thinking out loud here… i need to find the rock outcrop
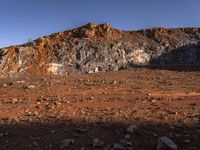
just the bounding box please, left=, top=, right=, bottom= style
left=0, top=23, right=200, bottom=78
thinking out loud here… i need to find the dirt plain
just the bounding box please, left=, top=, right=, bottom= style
left=0, top=67, right=200, bottom=150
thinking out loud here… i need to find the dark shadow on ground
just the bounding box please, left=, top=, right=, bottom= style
left=148, top=44, right=200, bottom=72
left=0, top=119, right=199, bottom=150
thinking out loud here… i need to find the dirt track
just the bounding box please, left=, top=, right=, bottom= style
left=0, top=68, right=200, bottom=150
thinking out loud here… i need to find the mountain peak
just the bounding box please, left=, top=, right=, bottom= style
left=73, top=22, right=113, bottom=39
left=81, top=22, right=111, bottom=29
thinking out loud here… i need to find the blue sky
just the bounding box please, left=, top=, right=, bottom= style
left=0, top=0, right=200, bottom=48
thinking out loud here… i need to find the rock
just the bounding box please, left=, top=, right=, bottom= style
left=75, top=127, right=87, bottom=133
left=58, top=139, right=74, bottom=149
left=120, top=139, right=132, bottom=146
left=113, top=143, right=125, bottom=150
left=124, top=134, right=130, bottom=140
left=184, top=139, right=191, bottom=143
left=104, top=143, right=125, bottom=150
left=92, top=138, right=104, bottom=147
left=132, top=49, right=150, bottom=65
left=32, top=141, right=38, bottom=147
left=112, top=80, right=118, bottom=84
left=152, top=99, right=156, bottom=103
left=157, top=136, right=177, bottom=150
left=126, top=124, right=138, bottom=133
left=102, top=22, right=111, bottom=31
left=1, top=23, right=200, bottom=78
left=12, top=98, right=18, bottom=104
left=27, top=85, right=35, bottom=89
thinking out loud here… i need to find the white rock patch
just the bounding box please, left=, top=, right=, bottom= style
left=47, top=63, right=63, bottom=75
left=132, top=49, right=150, bottom=65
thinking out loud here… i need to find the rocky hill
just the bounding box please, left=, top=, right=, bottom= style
left=0, top=23, right=200, bottom=78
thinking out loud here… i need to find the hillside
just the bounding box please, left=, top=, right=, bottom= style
left=1, top=24, right=200, bottom=150
left=0, top=23, right=200, bottom=77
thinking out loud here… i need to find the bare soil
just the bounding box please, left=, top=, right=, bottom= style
left=0, top=68, right=200, bottom=150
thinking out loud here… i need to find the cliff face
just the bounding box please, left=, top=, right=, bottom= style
left=0, top=23, right=200, bottom=78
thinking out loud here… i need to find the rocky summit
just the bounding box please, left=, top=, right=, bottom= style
left=0, top=23, right=200, bottom=78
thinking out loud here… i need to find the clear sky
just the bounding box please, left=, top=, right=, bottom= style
left=0, top=0, right=200, bottom=48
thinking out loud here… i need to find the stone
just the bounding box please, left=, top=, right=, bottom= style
left=126, top=124, right=138, bottom=133
left=104, top=143, right=125, bottom=150
left=27, top=85, right=35, bottom=89
left=12, top=98, right=18, bottom=104
left=184, top=139, right=191, bottom=143
left=76, top=127, right=87, bottom=133
left=152, top=99, right=156, bottom=103
left=92, top=138, right=104, bottom=147
left=124, top=134, right=130, bottom=140
left=58, top=139, right=74, bottom=149
left=112, top=80, right=118, bottom=84
left=113, top=143, right=125, bottom=150
left=120, top=139, right=132, bottom=146
left=157, top=136, right=177, bottom=150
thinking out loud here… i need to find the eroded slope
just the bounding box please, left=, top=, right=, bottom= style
left=0, top=23, right=200, bottom=77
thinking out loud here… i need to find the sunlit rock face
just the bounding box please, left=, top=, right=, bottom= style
left=0, top=23, right=200, bottom=78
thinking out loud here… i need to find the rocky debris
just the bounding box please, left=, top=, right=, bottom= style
left=124, top=134, right=130, bottom=140
left=75, top=127, right=88, bottom=133
left=0, top=23, right=200, bottom=77
left=92, top=138, right=104, bottom=147
left=1, top=68, right=200, bottom=150
left=105, top=143, right=126, bottom=150
left=120, top=139, right=133, bottom=147
left=157, top=136, right=177, bottom=150
left=126, top=124, right=138, bottom=133
left=58, top=139, right=74, bottom=149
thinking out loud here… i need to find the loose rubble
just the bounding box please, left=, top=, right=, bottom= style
left=157, top=136, right=177, bottom=150
left=58, top=139, right=74, bottom=149
left=92, top=138, right=104, bottom=147
left=126, top=124, right=138, bottom=133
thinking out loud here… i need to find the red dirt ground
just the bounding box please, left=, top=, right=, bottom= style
left=0, top=68, right=200, bottom=150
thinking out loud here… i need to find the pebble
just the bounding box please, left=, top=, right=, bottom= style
left=104, top=143, right=125, bottom=150
left=120, top=139, right=132, bottom=146
left=126, top=124, right=138, bottom=133
left=28, top=85, right=35, bottom=89
left=184, top=139, right=191, bottom=143
left=124, top=134, right=130, bottom=140
left=152, top=99, right=156, bottom=103
left=92, top=138, right=104, bottom=147
left=76, top=127, right=87, bottom=133
left=157, top=136, right=177, bottom=150
left=112, top=80, right=118, bottom=84
left=113, top=143, right=125, bottom=150
left=58, top=138, right=74, bottom=149
left=12, top=98, right=18, bottom=104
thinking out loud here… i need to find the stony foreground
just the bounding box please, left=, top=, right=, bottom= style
left=0, top=68, right=200, bottom=150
